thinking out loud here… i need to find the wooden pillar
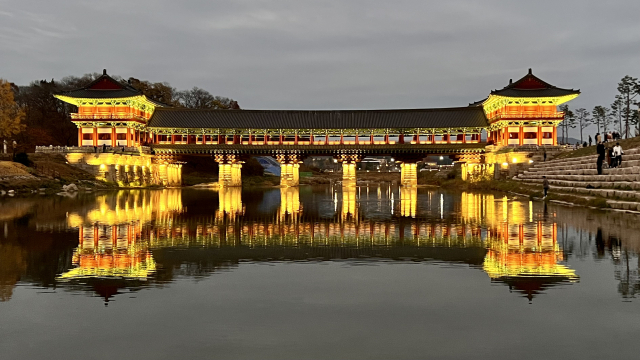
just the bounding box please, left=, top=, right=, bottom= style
left=462, top=131, right=466, bottom=144
left=93, top=127, right=98, bottom=147
left=385, top=133, right=389, bottom=145
left=446, top=132, right=451, bottom=144
left=78, top=128, right=82, bottom=147
left=399, top=134, right=404, bottom=144
left=553, top=126, right=557, bottom=146
left=519, top=126, right=524, bottom=146
left=370, top=132, right=374, bottom=144
left=111, top=128, right=116, bottom=147
left=537, top=126, right=542, bottom=146
left=294, top=133, right=298, bottom=145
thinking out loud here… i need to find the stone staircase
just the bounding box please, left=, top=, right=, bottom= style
left=515, top=146, right=640, bottom=211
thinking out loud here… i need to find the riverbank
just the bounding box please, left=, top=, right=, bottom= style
left=419, top=170, right=619, bottom=210
left=0, top=153, right=115, bottom=195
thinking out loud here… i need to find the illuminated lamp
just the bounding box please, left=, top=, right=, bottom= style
left=512, top=158, right=518, bottom=163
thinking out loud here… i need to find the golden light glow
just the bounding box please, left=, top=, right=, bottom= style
left=400, top=163, right=417, bottom=187
left=400, top=186, right=417, bottom=218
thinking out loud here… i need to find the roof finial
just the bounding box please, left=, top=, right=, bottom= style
left=509, top=79, right=513, bottom=84
left=528, top=68, right=532, bottom=75
left=103, top=69, right=107, bottom=75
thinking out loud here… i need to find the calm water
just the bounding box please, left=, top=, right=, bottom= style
left=1, top=185, right=640, bottom=360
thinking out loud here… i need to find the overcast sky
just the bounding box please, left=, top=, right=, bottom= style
left=1, top=0, right=639, bottom=135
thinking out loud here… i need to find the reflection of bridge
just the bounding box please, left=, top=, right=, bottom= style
left=53, top=69, right=579, bottom=187
left=56, top=189, right=578, bottom=301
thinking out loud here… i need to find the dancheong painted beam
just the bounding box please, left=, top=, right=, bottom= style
left=52, top=68, right=580, bottom=187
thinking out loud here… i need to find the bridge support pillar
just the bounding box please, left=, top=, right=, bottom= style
left=275, top=152, right=301, bottom=187
left=400, top=163, right=418, bottom=187
left=215, top=153, right=243, bottom=187
left=342, top=163, right=356, bottom=187
left=337, top=153, right=361, bottom=187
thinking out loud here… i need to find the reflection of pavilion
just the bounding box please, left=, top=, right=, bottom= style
left=58, top=190, right=183, bottom=286
left=463, top=193, right=580, bottom=300
left=54, top=188, right=579, bottom=302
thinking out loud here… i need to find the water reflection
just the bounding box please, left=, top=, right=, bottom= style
left=0, top=186, right=592, bottom=303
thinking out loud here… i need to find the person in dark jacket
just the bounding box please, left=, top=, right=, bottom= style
left=596, top=142, right=606, bottom=175
left=542, top=176, right=549, bottom=199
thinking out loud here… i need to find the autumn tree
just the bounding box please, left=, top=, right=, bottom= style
left=0, top=79, right=26, bottom=143
left=14, top=79, right=78, bottom=148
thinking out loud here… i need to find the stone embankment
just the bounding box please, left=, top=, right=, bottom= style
left=515, top=146, right=640, bottom=211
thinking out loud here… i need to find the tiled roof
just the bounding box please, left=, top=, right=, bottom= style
left=57, top=70, right=142, bottom=99
left=147, top=107, right=489, bottom=129
left=489, top=69, right=580, bottom=98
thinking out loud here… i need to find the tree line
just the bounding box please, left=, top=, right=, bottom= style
left=0, top=72, right=239, bottom=151
left=559, top=75, right=640, bottom=145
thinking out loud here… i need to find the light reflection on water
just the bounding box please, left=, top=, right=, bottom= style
left=2, top=186, right=640, bottom=359
left=1, top=186, right=587, bottom=301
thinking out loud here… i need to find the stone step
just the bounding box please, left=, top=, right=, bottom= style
left=517, top=179, right=640, bottom=200
left=519, top=169, right=640, bottom=181
left=607, top=200, right=640, bottom=212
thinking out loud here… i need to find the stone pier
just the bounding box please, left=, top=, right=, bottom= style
left=215, top=153, right=243, bottom=187
left=64, top=152, right=181, bottom=187
left=276, top=152, right=301, bottom=187
left=400, top=163, right=418, bottom=187
left=337, top=153, right=361, bottom=187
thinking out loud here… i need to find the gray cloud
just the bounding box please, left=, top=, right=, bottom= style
left=1, top=0, right=638, bottom=127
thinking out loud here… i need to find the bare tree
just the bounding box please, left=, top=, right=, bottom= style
left=559, top=104, right=575, bottom=144
left=574, top=108, right=590, bottom=144
left=592, top=106, right=608, bottom=133
left=617, top=75, right=640, bottom=138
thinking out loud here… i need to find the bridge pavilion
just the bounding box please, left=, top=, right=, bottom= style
left=54, top=69, right=579, bottom=187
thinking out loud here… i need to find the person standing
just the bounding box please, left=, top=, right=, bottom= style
left=597, top=142, right=605, bottom=175
left=588, top=135, right=592, bottom=146
left=613, top=142, right=623, bottom=168
left=596, top=133, right=601, bottom=144
left=543, top=149, right=547, bottom=162
left=543, top=176, right=549, bottom=199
